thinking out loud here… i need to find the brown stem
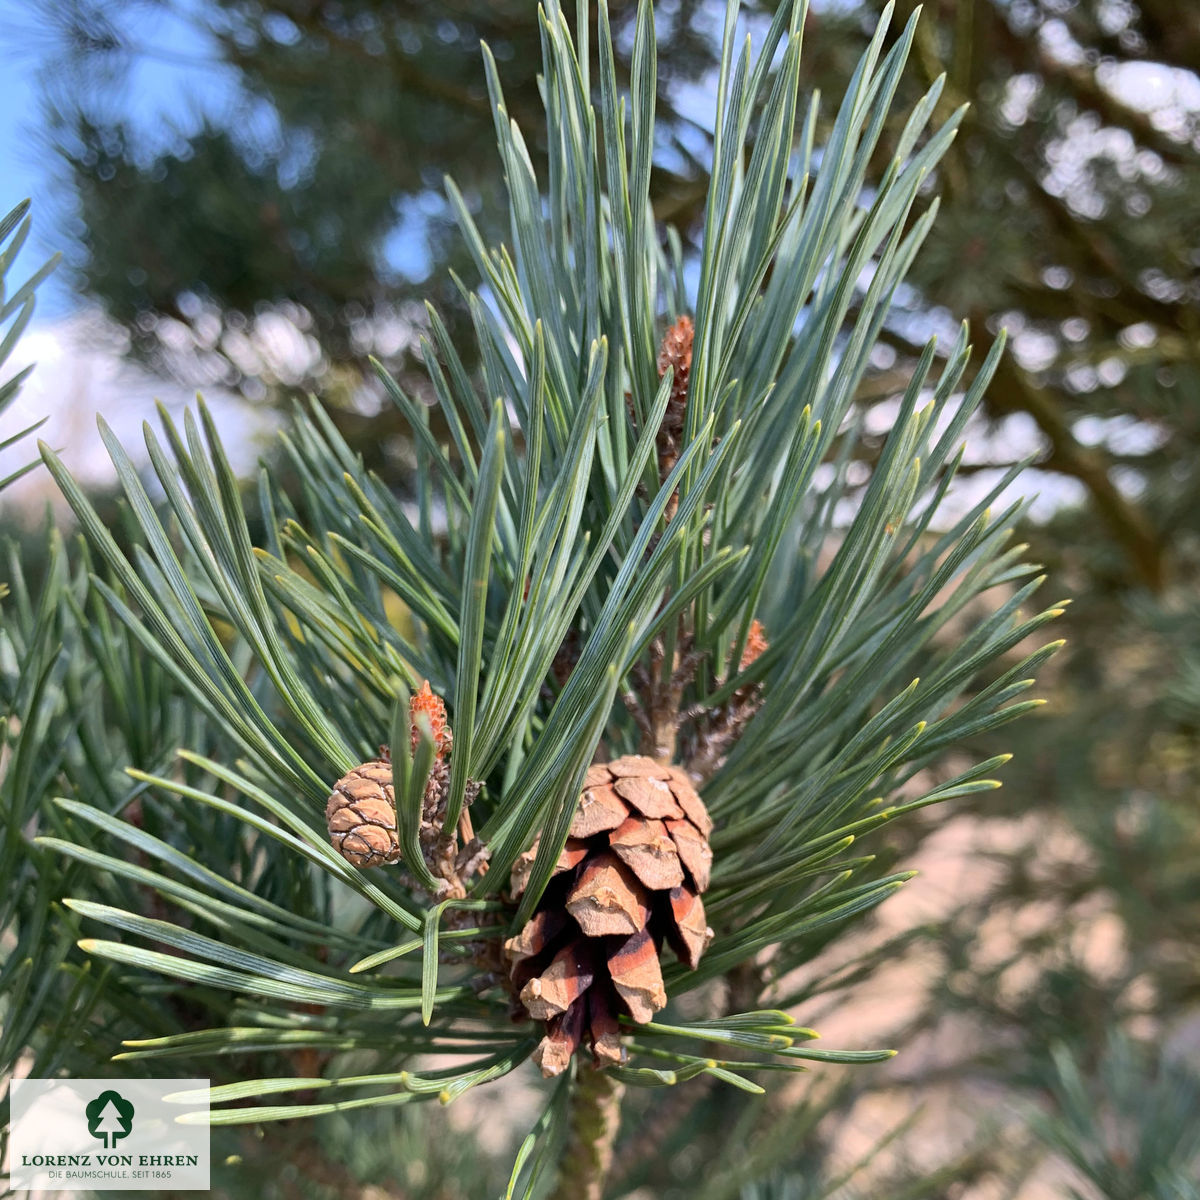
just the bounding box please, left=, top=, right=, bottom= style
left=638, top=635, right=674, bottom=763
left=725, top=956, right=769, bottom=1015
left=640, top=620, right=702, bottom=765
left=550, top=1067, right=626, bottom=1200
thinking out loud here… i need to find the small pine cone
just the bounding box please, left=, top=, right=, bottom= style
left=410, top=680, right=452, bottom=759
left=657, top=315, right=694, bottom=445
left=326, top=760, right=400, bottom=868
left=505, top=755, right=715, bottom=1076
left=734, top=619, right=769, bottom=704
left=740, top=619, right=768, bottom=672
left=655, top=315, right=695, bottom=522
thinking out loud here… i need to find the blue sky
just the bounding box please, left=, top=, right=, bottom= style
left=0, top=0, right=237, bottom=319
left=0, top=0, right=443, bottom=321
left=0, top=1, right=69, bottom=315
left=0, top=1, right=270, bottom=501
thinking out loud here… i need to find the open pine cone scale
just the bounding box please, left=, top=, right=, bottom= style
left=506, top=755, right=714, bottom=1076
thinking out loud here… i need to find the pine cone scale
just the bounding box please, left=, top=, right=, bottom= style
left=520, top=940, right=597, bottom=1020
left=570, top=784, right=630, bottom=837
left=534, top=1003, right=586, bottom=1076
left=614, top=774, right=684, bottom=819
left=609, top=815, right=686, bottom=889
left=666, top=884, right=712, bottom=969
left=505, top=909, right=569, bottom=983
left=586, top=986, right=624, bottom=1066
left=566, top=852, right=651, bottom=937
left=607, top=927, right=667, bottom=1023
left=665, top=817, right=712, bottom=890
left=668, top=773, right=712, bottom=835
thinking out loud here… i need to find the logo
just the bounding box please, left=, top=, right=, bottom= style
left=9, top=1078, right=210, bottom=1191
left=85, top=1089, right=135, bottom=1149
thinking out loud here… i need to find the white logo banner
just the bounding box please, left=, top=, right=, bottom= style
left=9, top=1078, right=210, bottom=1191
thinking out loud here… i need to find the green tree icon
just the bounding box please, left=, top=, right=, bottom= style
left=85, top=1090, right=135, bottom=1149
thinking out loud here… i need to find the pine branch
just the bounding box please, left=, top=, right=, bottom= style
left=13, top=0, right=1064, bottom=1182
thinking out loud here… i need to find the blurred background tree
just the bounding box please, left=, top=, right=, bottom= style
left=26, top=0, right=1200, bottom=592
left=26, top=0, right=721, bottom=476
left=7, top=0, right=1200, bottom=1192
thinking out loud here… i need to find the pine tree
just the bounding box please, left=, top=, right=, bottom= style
left=1025, top=1036, right=1200, bottom=1200
left=92, top=1100, right=127, bottom=1148
left=3, top=2, right=1063, bottom=1195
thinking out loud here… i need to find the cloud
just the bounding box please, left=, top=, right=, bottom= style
left=0, top=307, right=277, bottom=518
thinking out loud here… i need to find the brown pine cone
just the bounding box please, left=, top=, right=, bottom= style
left=325, top=682, right=456, bottom=871
left=506, top=755, right=714, bottom=1076
left=325, top=760, right=400, bottom=868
